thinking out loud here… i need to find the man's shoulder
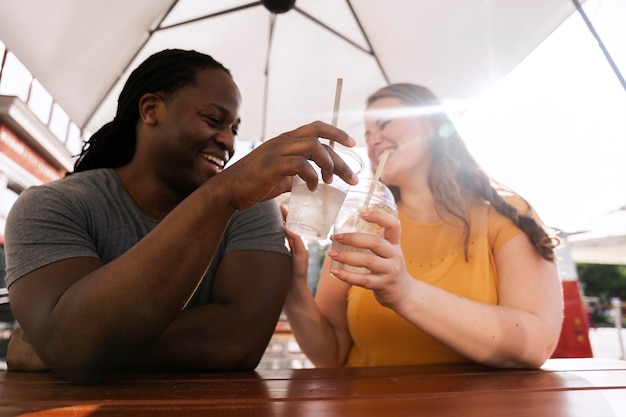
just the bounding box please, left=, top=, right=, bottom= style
left=25, top=169, right=115, bottom=196
left=13, top=169, right=119, bottom=216
left=53, top=168, right=115, bottom=187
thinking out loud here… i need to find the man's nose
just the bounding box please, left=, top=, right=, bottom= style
left=216, top=128, right=236, bottom=154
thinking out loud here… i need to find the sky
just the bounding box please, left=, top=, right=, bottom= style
left=456, top=0, right=626, bottom=233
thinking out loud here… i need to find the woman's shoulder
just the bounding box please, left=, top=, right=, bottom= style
left=497, top=191, right=544, bottom=224
left=470, top=192, right=534, bottom=219
left=501, top=192, right=533, bottom=217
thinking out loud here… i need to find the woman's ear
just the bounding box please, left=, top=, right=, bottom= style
left=138, top=93, right=162, bottom=126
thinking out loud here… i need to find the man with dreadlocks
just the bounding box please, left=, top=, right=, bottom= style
left=3, top=49, right=358, bottom=384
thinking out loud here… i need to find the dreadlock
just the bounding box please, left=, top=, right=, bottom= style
left=72, top=49, right=230, bottom=173
left=367, top=83, right=558, bottom=262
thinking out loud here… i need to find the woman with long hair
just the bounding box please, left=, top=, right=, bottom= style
left=284, top=83, right=563, bottom=369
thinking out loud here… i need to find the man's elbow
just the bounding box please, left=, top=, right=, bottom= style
left=48, top=361, right=112, bottom=385
left=42, top=344, right=120, bottom=385
left=206, top=343, right=266, bottom=371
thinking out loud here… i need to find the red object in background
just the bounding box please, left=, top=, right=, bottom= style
left=0, top=123, right=65, bottom=183
left=551, top=280, right=594, bottom=358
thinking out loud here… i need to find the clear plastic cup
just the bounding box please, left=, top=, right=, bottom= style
left=329, top=178, right=397, bottom=273
left=285, top=144, right=363, bottom=241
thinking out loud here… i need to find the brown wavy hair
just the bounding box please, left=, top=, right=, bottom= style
left=367, top=83, right=557, bottom=262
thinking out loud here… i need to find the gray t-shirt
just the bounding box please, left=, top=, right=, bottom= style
left=4, top=169, right=288, bottom=307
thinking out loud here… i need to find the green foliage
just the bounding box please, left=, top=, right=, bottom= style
left=577, top=264, right=626, bottom=327
left=576, top=263, right=626, bottom=300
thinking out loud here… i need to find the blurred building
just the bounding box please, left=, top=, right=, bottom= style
left=1, top=42, right=80, bottom=240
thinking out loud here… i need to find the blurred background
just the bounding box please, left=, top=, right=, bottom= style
left=0, top=0, right=624, bottom=366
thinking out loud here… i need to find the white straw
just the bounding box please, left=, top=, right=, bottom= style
left=331, top=78, right=343, bottom=127
left=363, top=149, right=391, bottom=208
left=329, top=78, right=343, bottom=148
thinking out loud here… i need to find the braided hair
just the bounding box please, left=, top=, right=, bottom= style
left=72, top=49, right=231, bottom=173
left=367, top=83, right=558, bottom=262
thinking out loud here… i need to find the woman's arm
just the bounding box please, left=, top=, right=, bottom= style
left=283, top=229, right=353, bottom=367
left=328, top=210, right=563, bottom=368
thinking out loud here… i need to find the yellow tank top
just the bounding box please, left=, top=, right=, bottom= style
left=345, top=197, right=529, bottom=366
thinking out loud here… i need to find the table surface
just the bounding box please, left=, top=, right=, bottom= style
left=1, top=358, right=625, bottom=417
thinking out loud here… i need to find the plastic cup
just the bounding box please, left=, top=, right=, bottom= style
left=329, top=178, right=397, bottom=273
left=285, top=144, right=363, bottom=241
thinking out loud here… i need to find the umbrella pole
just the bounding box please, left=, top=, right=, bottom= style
left=261, top=14, right=277, bottom=142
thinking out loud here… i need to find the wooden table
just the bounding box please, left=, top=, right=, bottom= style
left=1, top=358, right=625, bottom=416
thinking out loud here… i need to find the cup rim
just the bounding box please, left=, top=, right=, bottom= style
left=331, top=143, right=364, bottom=176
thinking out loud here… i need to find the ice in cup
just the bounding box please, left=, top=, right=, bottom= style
left=285, top=144, right=364, bottom=241
left=330, top=178, right=397, bottom=273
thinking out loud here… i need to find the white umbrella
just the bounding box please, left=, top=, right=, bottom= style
left=0, top=0, right=579, bottom=146
left=567, top=206, right=626, bottom=265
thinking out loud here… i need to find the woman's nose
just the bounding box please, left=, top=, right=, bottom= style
left=367, top=131, right=384, bottom=150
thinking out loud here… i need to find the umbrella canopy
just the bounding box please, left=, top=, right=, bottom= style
left=567, top=206, right=626, bottom=265
left=0, top=0, right=579, bottom=146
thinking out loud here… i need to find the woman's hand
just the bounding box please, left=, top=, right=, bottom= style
left=282, top=206, right=310, bottom=288
left=282, top=205, right=353, bottom=367
left=328, top=210, right=412, bottom=309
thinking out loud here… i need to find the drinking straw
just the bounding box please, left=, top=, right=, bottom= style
left=363, top=149, right=391, bottom=208
left=331, top=78, right=343, bottom=127
left=329, top=77, right=343, bottom=148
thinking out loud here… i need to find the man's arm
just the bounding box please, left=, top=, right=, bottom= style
left=6, top=325, right=48, bottom=371
left=7, top=122, right=356, bottom=384
left=6, top=250, right=292, bottom=373
left=8, top=184, right=239, bottom=384
left=125, top=249, right=291, bottom=371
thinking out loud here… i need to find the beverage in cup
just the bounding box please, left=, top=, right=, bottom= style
left=285, top=144, right=364, bottom=241
left=330, top=178, right=397, bottom=273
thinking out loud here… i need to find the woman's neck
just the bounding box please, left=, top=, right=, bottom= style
left=396, top=185, right=442, bottom=224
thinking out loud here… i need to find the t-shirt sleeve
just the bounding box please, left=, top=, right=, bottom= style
left=222, top=199, right=289, bottom=255
left=186, top=198, right=290, bottom=307
left=4, top=185, right=99, bottom=287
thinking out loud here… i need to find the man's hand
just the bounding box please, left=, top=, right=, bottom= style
left=217, top=121, right=358, bottom=210
left=6, top=324, right=49, bottom=371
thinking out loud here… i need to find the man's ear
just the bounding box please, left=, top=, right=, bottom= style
left=138, top=93, right=162, bottom=126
